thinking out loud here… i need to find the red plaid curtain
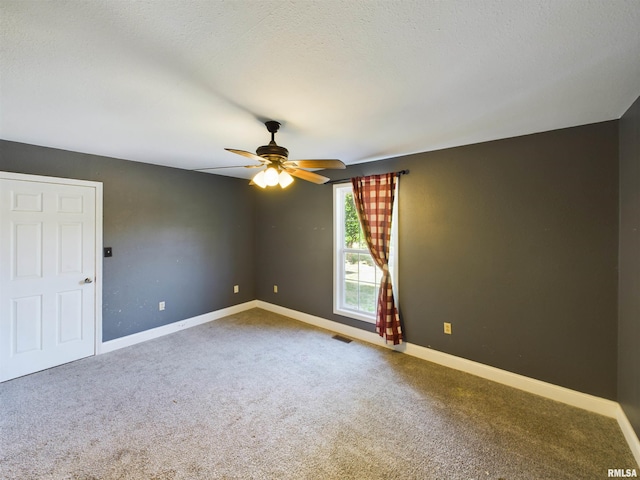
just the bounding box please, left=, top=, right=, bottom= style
left=351, top=173, right=402, bottom=345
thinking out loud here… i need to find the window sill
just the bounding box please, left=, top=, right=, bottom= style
left=334, top=307, right=376, bottom=324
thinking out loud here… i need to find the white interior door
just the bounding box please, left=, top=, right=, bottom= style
left=0, top=175, right=100, bottom=382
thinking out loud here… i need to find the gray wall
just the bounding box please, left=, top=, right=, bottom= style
left=0, top=140, right=255, bottom=341
left=0, top=118, right=624, bottom=403
left=255, top=121, right=620, bottom=400
left=619, top=96, right=640, bottom=437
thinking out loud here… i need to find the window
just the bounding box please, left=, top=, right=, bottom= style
left=333, top=183, right=398, bottom=323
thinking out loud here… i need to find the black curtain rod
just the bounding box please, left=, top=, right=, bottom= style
left=326, top=169, right=409, bottom=185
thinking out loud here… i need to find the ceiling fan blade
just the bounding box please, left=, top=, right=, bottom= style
left=225, top=148, right=267, bottom=164
left=285, top=167, right=330, bottom=184
left=284, top=159, right=346, bottom=169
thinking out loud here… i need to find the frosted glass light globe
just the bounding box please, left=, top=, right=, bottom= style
left=252, top=170, right=267, bottom=188
left=264, top=167, right=279, bottom=186
left=278, top=171, right=294, bottom=188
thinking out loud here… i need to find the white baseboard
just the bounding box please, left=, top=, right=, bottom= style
left=99, top=300, right=257, bottom=354
left=403, top=342, right=618, bottom=417
left=617, top=404, right=640, bottom=467
left=256, top=300, right=393, bottom=348
left=256, top=301, right=640, bottom=466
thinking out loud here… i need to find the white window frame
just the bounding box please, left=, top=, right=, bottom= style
left=333, top=182, right=398, bottom=323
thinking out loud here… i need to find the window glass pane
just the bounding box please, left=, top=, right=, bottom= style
left=358, top=253, right=376, bottom=284
left=344, top=192, right=360, bottom=248
left=345, top=280, right=358, bottom=309
left=344, top=252, right=358, bottom=277
left=359, top=283, right=377, bottom=313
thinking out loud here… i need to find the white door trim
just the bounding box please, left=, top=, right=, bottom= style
left=0, top=171, right=103, bottom=354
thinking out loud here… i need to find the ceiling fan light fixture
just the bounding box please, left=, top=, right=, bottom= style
left=264, top=167, right=279, bottom=186
left=226, top=120, right=345, bottom=188
left=252, top=170, right=267, bottom=188
left=278, top=170, right=294, bottom=188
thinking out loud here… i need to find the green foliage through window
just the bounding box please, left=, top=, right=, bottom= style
left=344, top=193, right=365, bottom=248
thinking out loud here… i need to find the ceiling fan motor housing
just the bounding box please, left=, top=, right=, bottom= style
left=256, top=143, right=289, bottom=160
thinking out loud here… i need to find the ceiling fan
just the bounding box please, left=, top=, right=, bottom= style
left=197, top=121, right=346, bottom=188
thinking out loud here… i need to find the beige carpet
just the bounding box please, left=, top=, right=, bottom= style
left=0, top=308, right=636, bottom=479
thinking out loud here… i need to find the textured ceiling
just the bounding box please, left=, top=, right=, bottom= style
left=1, top=0, right=639, bottom=179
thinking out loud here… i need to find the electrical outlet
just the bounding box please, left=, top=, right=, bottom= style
left=233, top=285, right=239, bottom=293
left=159, top=301, right=165, bottom=311
left=443, top=322, right=452, bottom=335
left=273, top=285, right=278, bottom=293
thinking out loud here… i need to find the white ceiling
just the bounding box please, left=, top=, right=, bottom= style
left=1, top=0, right=639, bottom=179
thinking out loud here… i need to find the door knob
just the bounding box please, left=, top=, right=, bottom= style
left=84, top=278, right=93, bottom=284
